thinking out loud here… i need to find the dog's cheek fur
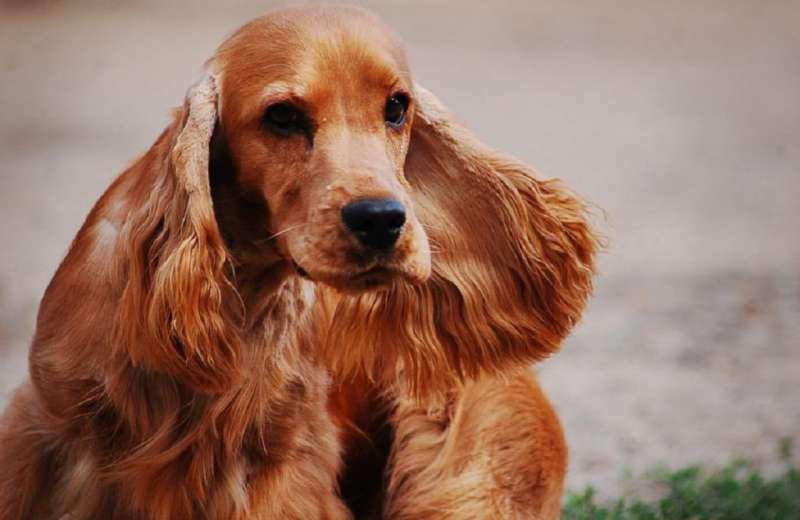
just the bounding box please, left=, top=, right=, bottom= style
left=323, top=85, right=600, bottom=399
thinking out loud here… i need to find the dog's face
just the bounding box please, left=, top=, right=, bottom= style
left=213, top=8, right=430, bottom=292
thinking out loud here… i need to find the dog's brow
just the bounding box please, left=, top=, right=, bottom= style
left=260, top=82, right=306, bottom=105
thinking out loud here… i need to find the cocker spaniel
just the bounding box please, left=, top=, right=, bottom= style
left=0, top=6, right=598, bottom=519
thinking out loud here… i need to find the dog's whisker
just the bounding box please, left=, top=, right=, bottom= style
left=420, top=222, right=447, bottom=233
left=257, top=224, right=308, bottom=244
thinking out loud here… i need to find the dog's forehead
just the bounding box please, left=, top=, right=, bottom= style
left=217, top=8, right=408, bottom=84
left=213, top=7, right=410, bottom=123
left=300, top=37, right=408, bottom=104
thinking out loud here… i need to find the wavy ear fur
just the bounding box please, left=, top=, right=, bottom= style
left=114, top=74, right=241, bottom=393
left=325, top=85, right=600, bottom=397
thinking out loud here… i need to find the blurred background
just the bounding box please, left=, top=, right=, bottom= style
left=1, top=0, right=798, bottom=497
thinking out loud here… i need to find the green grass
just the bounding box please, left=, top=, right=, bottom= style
left=562, top=443, right=800, bottom=520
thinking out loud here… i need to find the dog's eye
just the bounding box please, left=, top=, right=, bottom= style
left=385, top=94, right=409, bottom=128
left=263, top=102, right=307, bottom=137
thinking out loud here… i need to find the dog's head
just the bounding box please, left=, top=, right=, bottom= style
left=117, top=6, right=599, bottom=394
left=209, top=7, right=430, bottom=292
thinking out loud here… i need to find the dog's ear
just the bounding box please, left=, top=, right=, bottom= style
left=325, top=85, right=600, bottom=398
left=115, top=74, right=241, bottom=393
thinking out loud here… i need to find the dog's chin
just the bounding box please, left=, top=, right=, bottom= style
left=293, top=260, right=429, bottom=293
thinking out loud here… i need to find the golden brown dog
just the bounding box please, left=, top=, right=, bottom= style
left=0, top=6, right=597, bottom=519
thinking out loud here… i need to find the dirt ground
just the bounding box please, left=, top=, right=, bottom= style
left=1, top=0, right=798, bottom=497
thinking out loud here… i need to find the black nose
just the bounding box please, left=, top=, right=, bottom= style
left=341, top=199, right=406, bottom=251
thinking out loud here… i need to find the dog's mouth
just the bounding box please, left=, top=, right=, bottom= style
left=291, top=259, right=396, bottom=291
left=348, top=265, right=393, bottom=287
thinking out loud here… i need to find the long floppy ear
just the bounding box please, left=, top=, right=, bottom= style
left=114, top=74, right=241, bottom=393
left=325, top=85, right=600, bottom=397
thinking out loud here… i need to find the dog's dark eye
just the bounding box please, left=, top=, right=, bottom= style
left=385, top=94, right=408, bottom=127
left=263, top=102, right=307, bottom=137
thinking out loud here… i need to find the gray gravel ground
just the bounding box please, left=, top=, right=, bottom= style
left=1, top=0, right=798, bottom=498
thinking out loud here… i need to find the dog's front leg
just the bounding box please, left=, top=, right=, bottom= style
left=383, top=370, right=566, bottom=520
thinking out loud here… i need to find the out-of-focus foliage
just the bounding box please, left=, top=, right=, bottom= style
left=563, top=443, right=800, bottom=520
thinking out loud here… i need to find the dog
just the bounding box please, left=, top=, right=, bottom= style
left=0, top=6, right=598, bottom=519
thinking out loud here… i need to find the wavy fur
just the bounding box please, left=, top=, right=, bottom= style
left=0, top=72, right=348, bottom=519
left=115, top=76, right=242, bottom=393
left=0, top=7, right=598, bottom=519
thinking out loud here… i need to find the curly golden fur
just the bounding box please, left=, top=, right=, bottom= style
left=0, top=6, right=598, bottom=519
